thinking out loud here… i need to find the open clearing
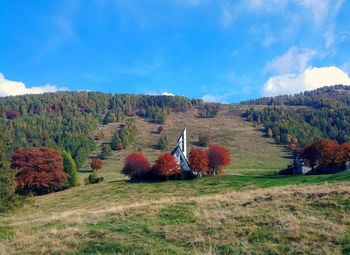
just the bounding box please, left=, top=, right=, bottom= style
left=1, top=106, right=349, bottom=254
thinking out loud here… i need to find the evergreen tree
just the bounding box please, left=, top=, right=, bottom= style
left=158, top=135, right=169, bottom=151
left=61, top=151, right=79, bottom=187
left=111, top=133, right=122, bottom=150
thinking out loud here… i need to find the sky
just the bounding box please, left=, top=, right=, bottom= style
left=1, top=0, right=350, bottom=102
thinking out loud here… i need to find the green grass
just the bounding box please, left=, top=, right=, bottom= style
left=1, top=106, right=350, bottom=255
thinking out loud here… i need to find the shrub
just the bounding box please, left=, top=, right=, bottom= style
left=61, top=151, right=79, bottom=187
left=153, top=153, right=179, bottom=178
left=158, top=135, right=169, bottom=151
left=100, top=144, right=112, bottom=159
left=91, top=158, right=103, bottom=171
left=85, top=172, right=104, bottom=185
left=111, top=133, right=122, bottom=150
left=122, top=152, right=151, bottom=179
left=207, top=145, right=231, bottom=175
left=198, top=133, right=211, bottom=147
left=11, top=147, right=68, bottom=195
left=189, top=148, right=209, bottom=174
left=157, top=126, right=164, bottom=134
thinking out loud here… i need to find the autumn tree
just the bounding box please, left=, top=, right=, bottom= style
left=302, top=139, right=347, bottom=169
left=122, top=152, right=151, bottom=179
left=91, top=158, right=103, bottom=171
left=153, top=153, right=179, bottom=178
left=11, top=147, right=68, bottom=195
left=189, top=148, right=209, bottom=174
left=207, top=145, right=231, bottom=175
left=62, top=151, right=79, bottom=187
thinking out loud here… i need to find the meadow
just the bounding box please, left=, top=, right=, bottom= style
left=1, top=106, right=349, bottom=254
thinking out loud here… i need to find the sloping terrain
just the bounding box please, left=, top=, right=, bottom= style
left=1, top=106, right=350, bottom=254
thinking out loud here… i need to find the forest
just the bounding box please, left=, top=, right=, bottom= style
left=0, top=92, right=204, bottom=168
left=242, top=85, right=350, bottom=147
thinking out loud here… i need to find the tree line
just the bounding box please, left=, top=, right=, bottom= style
left=242, top=85, right=350, bottom=147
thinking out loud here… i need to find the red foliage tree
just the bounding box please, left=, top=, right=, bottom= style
left=189, top=148, right=209, bottom=174
left=153, top=153, right=179, bottom=178
left=122, top=152, right=151, bottom=179
left=342, top=143, right=350, bottom=162
left=91, top=158, right=103, bottom=171
left=207, top=145, right=231, bottom=175
left=302, top=139, right=347, bottom=169
left=11, top=147, right=67, bottom=195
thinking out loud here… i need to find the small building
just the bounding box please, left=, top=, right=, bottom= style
left=293, top=154, right=312, bottom=175
left=171, top=127, right=191, bottom=172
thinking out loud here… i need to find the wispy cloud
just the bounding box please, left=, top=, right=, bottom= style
left=264, top=47, right=317, bottom=74
left=0, top=73, right=67, bottom=97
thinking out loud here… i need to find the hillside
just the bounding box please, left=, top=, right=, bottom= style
left=241, top=85, right=350, bottom=146
left=1, top=101, right=350, bottom=254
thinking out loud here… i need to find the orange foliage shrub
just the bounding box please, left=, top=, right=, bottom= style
left=189, top=148, right=209, bottom=173
left=207, top=145, right=231, bottom=175
left=153, top=153, right=179, bottom=177
left=122, top=152, right=151, bottom=179
left=91, top=158, right=103, bottom=170
left=11, top=147, right=67, bottom=195
left=95, top=130, right=105, bottom=140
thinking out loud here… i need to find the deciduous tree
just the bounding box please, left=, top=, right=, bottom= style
left=91, top=158, right=103, bottom=171
left=189, top=148, right=209, bottom=173
left=11, top=147, right=67, bottom=195
left=122, top=152, right=151, bottom=179
left=153, top=153, right=179, bottom=178
left=207, top=145, right=231, bottom=175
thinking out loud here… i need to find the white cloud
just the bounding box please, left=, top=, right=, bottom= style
left=220, top=3, right=235, bottom=28
left=262, top=66, right=350, bottom=96
left=161, top=92, right=175, bottom=96
left=145, top=91, right=175, bottom=96
left=264, top=47, right=317, bottom=74
left=202, top=94, right=222, bottom=102
left=0, top=73, right=66, bottom=97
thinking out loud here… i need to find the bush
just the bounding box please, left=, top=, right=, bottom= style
left=207, top=145, right=231, bottom=175
left=62, top=151, right=79, bottom=187
left=189, top=148, right=209, bottom=174
left=198, top=133, right=211, bottom=147
left=100, top=144, right=112, bottom=159
left=91, top=158, right=103, bottom=171
left=111, top=133, right=122, bottom=150
left=158, top=135, right=169, bottom=151
left=11, top=147, right=68, bottom=195
left=153, top=153, right=179, bottom=178
left=122, top=152, right=151, bottom=179
left=85, top=172, right=104, bottom=185
left=157, top=126, right=164, bottom=134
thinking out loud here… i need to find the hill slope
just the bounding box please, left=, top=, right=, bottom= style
left=241, top=85, right=350, bottom=146
left=1, top=104, right=350, bottom=254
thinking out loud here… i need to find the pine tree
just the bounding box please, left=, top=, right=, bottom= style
left=61, top=151, right=79, bottom=187
left=111, top=133, right=122, bottom=150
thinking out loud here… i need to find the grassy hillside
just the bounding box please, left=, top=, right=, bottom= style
left=1, top=105, right=350, bottom=254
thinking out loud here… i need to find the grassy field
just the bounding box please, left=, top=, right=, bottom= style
left=1, top=106, right=350, bottom=254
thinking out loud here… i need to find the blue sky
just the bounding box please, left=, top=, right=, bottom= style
left=1, top=0, right=350, bottom=102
